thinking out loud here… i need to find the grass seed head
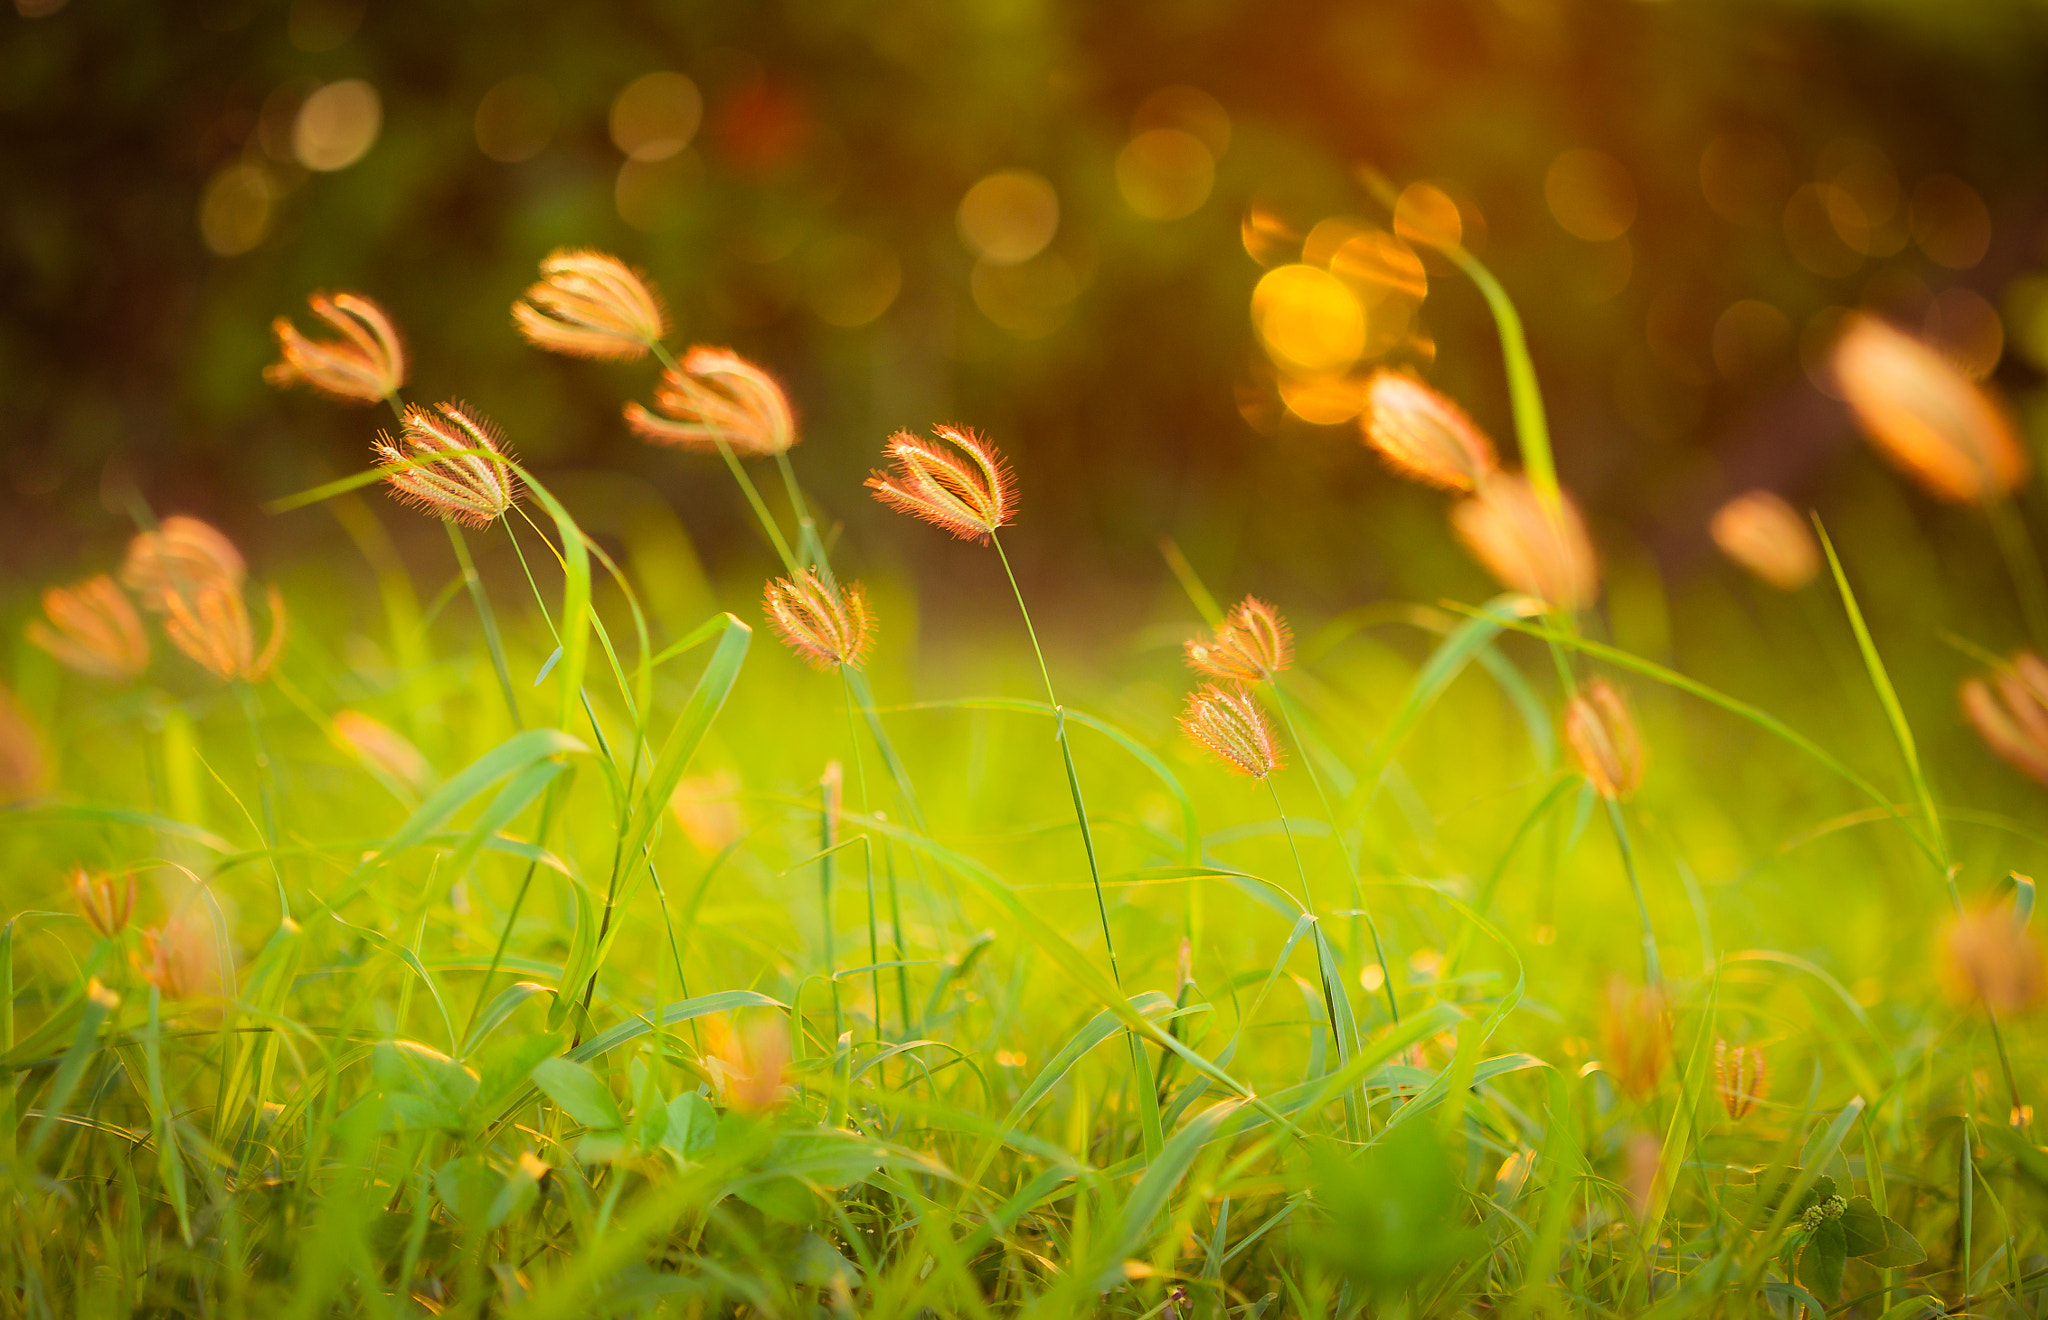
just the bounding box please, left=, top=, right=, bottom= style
left=1185, top=595, right=1293, bottom=684
left=763, top=571, right=873, bottom=671
left=1940, top=897, right=2045, bottom=1014
left=1360, top=370, right=1499, bottom=493
left=1709, top=490, right=1820, bottom=590
left=1961, top=652, right=2048, bottom=785
left=332, top=711, right=433, bottom=793
left=1180, top=683, right=1285, bottom=779
left=27, top=575, right=149, bottom=682
left=137, top=919, right=217, bottom=1000
left=163, top=582, right=286, bottom=683
left=0, top=685, right=50, bottom=806
left=705, top=1014, right=791, bottom=1115
left=265, top=291, right=406, bottom=405
left=1451, top=473, right=1599, bottom=611
left=625, top=347, right=796, bottom=456
left=375, top=402, right=521, bottom=528
left=512, top=248, right=668, bottom=361
left=73, top=867, right=136, bottom=939
left=1713, top=1039, right=1768, bottom=1120
left=1601, top=978, right=1671, bottom=1102
left=121, top=516, right=246, bottom=613
left=866, top=425, right=1016, bottom=543
left=1566, top=678, right=1644, bottom=800
left=1832, top=312, right=2027, bottom=505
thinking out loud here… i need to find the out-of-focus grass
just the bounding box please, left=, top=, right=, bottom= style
left=4, top=273, right=2047, bottom=1320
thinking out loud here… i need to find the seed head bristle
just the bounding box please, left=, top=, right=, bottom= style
left=1713, top=1039, right=1769, bottom=1120
left=136, top=919, right=216, bottom=1000
left=121, top=516, right=246, bottom=613
left=513, top=248, right=668, bottom=361
left=625, top=347, right=797, bottom=456
left=1565, top=678, right=1644, bottom=800
left=1360, top=370, right=1499, bottom=493
left=866, top=425, right=1017, bottom=543
left=1451, top=473, right=1600, bottom=611
left=1179, top=683, right=1285, bottom=779
left=1832, top=312, right=2026, bottom=505
left=1939, top=897, right=2046, bottom=1014
left=1600, top=978, right=1671, bottom=1102
left=163, top=582, right=286, bottom=683
left=1185, top=595, right=1293, bottom=684
left=73, top=867, right=136, bottom=940
left=27, top=575, right=149, bottom=682
left=265, top=291, right=407, bottom=405
left=375, top=402, right=521, bottom=528
left=763, top=571, right=873, bottom=671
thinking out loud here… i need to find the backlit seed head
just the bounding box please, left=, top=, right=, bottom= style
left=27, top=575, right=149, bottom=681
left=763, top=571, right=873, bottom=671
left=1961, top=652, right=2048, bottom=785
left=121, top=516, right=247, bottom=613
left=163, top=582, right=286, bottom=683
left=1185, top=595, right=1293, bottom=684
left=137, top=918, right=217, bottom=1000
left=375, top=402, right=521, bottom=528
left=1714, top=1040, right=1769, bottom=1120
left=1600, top=978, right=1671, bottom=1102
left=513, top=248, right=668, bottom=361
left=1832, top=313, right=2027, bottom=504
left=866, top=425, right=1016, bottom=544
left=624, top=347, right=796, bottom=457
left=703, top=1014, right=791, bottom=1115
left=1939, top=896, right=2045, bottom=1014
left=1360, top=370, right=1499, bottom=493
left=264, top=290, right=407, bottom=405
left=1566, top=678, right=1645, bottom=800
left=1710, top=491, right=1821, bottom=591
left=0, top=684, right=51, bottom=806
left=1180, top=683, right=1285, bottom=779
left=670, top=768, right=746, bottom=854
left=332, top=711, right=432, bottom=793
left=1451, top=474, right=1599, bottom=611
left=73, top=867, right=136, bottom=939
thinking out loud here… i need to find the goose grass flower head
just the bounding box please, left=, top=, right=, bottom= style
left=1180, top=684, right=1285, bottom=780
left=1832, top=312, right=2027, bottom=505
left=1451, top=473, right=1599, bottom=611
left=1939, top=897, right=2045, bottom=1014
left=866, top=425, right=1016, bottom=543
left=28, top=575, right=149, bottom=681
left=625, top=347, right=796, bottom=456
left=1600, top=978, right=1671, bottom=1102
left=1565, top=678, right=1645, bottom=801
left=513, top=248, right=669, bottom=361
left=1710, top=490, right=1821, bottom=591
left=374, top=402, right=521, bottom=528
left=1714, top=1040, right=1768, bottom=1120
left=763, top=571, right=873, bottom=671
left=163, top=582, right=286, bottom=683
left=1361, top=370, right=1499, bottom=493
left=1961, top=651, right=2048, bottom=785
left=137, top=918, right=217, bottom=1001
left=264, top=291, right=406, bottom=405
left=0, top=685, right=49, bottom=806
left=1185, top=595, right=1293, bottom=685
left=73, top=867, right=136, bottom=939
left=121, top=516, right=246, bottom=613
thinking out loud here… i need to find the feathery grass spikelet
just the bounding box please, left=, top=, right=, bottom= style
left=512, top=248, right=668, bottom=360
left=375, top=402, right=521, bottom=528
left=1565, top=678, right=1644, bottom=800
left=1832, top=312, right=2027, bottom=504
left=1451, top=473, right=1599, bottom=611
left=121, top=516, right=246, bottom=612
left=265, top=291, right=406, bottom=405
left=72, top=867, right=136, bottom=939
left=763, top=571, right=873, bottom=671
left=0, top=684, right=50, bottom=806
left=1710, top=490, right=1821, bottom=590
left=27, top=575, right=149, bottom=681
left=1185, top=595, right=1292, bottom=684
left=1600, top=978, right=1671, bottom=1101
left=1961, top=651, right=2048, bottom=785
left=163, top=582, right=286, bottom=683
left=866, top=425, right=1016, bottom=543
left=625, top=347, right=797, bottom=456
left=332, top=711, right=433, bottom=793
left=1180, top=683, right=1285, bottom=779
left=1360, top=370, right=1499, bottom=492
left=1939, top=896, right=2045, bottom=1014
left=136, top=919, right=217, bottom=1000
left=1713, top=1040, right=1768, bottom=1120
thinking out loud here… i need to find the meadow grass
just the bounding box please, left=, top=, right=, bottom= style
left=4, top=244, right=2046, bottom=1320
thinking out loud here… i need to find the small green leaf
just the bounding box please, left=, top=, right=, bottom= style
left=1864, top=1215, right=1927, bottom=1268
left=662, top=1092, right=718, bottom=1161
left=1798, top=1218, right=1847, bottom=1301
left=530, top=1057, right=623, bottom=1130
left=1842, top=1195, right=1885, bottom=1256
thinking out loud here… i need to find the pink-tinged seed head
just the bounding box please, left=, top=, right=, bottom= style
left=265, top=291, right=407, bottom=405
left=513, top=248, right=668, bottom=361
left=866, top=425, right=1017, bottom=543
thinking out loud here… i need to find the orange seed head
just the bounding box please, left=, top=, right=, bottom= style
left=625, top=347, right=796, bottom=457
left=375, top=402, right=521, bottom=528
left=866, top=425, right=1017, bottom=543
left=763, top=571, right=873, bottom=671
left=1451, top=474, right=1599, bottom=611
left=27, top=575, right=149, bottom=682
left=1180, top=683, right=1285, bottom=779
left=265, top=291, right=407, bottom=405
left=1832, top=312, right=2027, bottom=504
left=1360, top=370, right=1499, bottom=493
left=1565, top=678, right=1645, bottom=800
left=1185, top=595, right=1293, bottom=684
left=512, top=248, right=668, bottom=361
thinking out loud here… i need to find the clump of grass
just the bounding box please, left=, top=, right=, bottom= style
left=3, top=216, right=2047, bottom=1320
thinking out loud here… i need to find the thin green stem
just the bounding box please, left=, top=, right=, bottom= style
left=839, top=670, right=884, bottom=1041
left=234, top=681, right=288, bottom=922
left=460, top=777, right=567, bottom=1052
left=445, top=523, right=522, bottom=730
left=776, top=448, right=823, bottom=573
left=820, top=768, right=841, bottom=1046
left=1604, top=795, right=1662, bottom=986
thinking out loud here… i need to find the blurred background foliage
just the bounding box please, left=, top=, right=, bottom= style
left=6, top=0, right=2048, bottom=625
